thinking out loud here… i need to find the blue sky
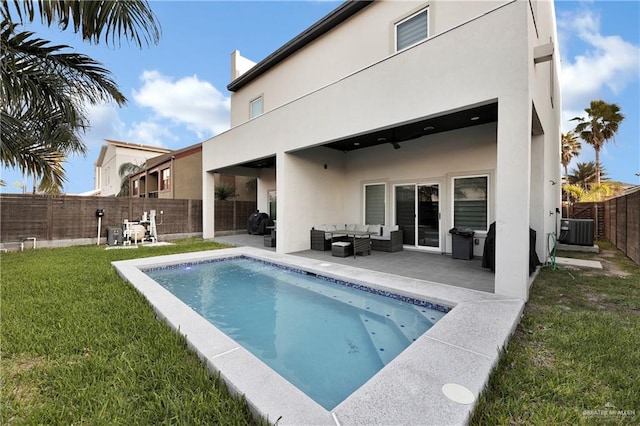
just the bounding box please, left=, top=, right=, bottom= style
left=1, top=0, right=639, bottom=194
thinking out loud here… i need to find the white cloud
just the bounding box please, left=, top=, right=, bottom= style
left=132, top=70, right=231, bottom=138
left=559, top=9, right=640, bottom=111
left=126, top=121, right=176, bottom=147
left=83, top=102, right=126, bottom=146
left=561, top=108, right=584, bottom=134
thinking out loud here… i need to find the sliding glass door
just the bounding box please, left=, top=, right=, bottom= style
left=395, top=183, right=440, bottom=250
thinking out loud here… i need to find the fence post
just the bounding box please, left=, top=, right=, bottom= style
left=46, top=196, right=54, bottom=240
left=233, top=200, right=237, bottom=231
left=187, top=199, right=193, bottom=232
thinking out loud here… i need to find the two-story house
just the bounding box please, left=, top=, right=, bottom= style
left=94, top=139, right=171, bottom=196
left=202, top=0, right=562, bottom=300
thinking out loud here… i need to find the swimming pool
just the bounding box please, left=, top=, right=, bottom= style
left=143, top=256, right=449, bottom=409
left=113, top=247, right=524, bottom=425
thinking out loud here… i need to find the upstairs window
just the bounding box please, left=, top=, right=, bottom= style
left=396, top=8, right=428, bottom=51
left=250, top=96, right=263, bottom=119
left=160, top=168, right=170, bottom=191
left=133, top=179, right=139, bottom=195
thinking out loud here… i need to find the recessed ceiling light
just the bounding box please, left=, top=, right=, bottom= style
left=470, top=116, right=480, bottom=121
left=354, top=142, right=360, bottom=146
left=424, top=126, right=434, bottom=131
left=377, top=137, right=386, bottom=142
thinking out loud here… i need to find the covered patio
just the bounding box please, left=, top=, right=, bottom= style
left=212, top=233, right=495, bottom=293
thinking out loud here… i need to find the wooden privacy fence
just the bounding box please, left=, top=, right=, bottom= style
left=0, top=194, right=257, bottom=245
left=0, top=194, right=203, bottom=242
left=214, top=200, right=257, bottom=232
left=568, top=190, right=639, bottom=266
left=603, top=190, right=639, bottom=266
left=567, top=202, right=605, bottom=238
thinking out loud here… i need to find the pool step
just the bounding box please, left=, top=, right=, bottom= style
left=359, top=313, right=410, bottom=365
left=415, top=306, right=447, bottom=326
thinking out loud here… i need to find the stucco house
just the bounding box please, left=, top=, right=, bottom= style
left=94, top=139, right=171, bottom=196
left=202, top=0, right=562, bottom=300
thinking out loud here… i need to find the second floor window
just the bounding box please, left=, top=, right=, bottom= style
left=396, top=8, right=428, bottom=51
left=250, top=96, right=263, bottom=119
left=133, top=179, right=139, bottom=195
left=161, top=168, right=170, bottom=191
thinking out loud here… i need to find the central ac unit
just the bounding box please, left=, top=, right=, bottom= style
left=559, top=219, right=594, bottom=246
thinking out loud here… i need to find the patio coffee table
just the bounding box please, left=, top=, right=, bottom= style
left=330, top=230, right=373, bottom=259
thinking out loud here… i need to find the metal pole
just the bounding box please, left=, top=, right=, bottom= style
left=97, top=216, right=101, bottom=246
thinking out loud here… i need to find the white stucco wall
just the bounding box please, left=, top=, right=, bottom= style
left=229, top=0, right=508, bottom=126
left=277, top=148, right=347, bottom=251
left=205, top=3, right=528, bottom=172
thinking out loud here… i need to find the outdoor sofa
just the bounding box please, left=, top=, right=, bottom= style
left=310, top=224, right=403, bottom=252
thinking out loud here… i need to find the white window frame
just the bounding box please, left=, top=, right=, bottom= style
left=363, top=182, right=386, bottom=225
left=249, top=96, right=263, bottom=119
left=395, top=7, right=429, bottom=52
left=160, top=167, right=171, bottom=191
left=451, top=174, right=490, bottom=232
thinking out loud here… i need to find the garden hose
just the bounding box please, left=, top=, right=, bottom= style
left=546, top=232, right=558, bottom=269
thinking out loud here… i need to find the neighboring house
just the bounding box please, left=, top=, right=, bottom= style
left=202, top=0, right=562, bottom=300
left=128, top=143, right=255, bottom=201
left=128, top=143, right=203, bottom=199
left=94, top=139, right=171, bottom=196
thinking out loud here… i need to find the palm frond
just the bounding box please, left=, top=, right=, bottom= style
left=2, top=0, right=161, bottom=48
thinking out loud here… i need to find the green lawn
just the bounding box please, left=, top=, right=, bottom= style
left=470, top=240, right=639, bottom=425
left=2, top=239, right=638, bottom=424
left=1, top=240, right=264, bottom=425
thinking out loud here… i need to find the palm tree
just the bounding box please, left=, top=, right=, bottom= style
left=117, top=162, right=145, bottom=197
left=561, top=131, right=581, bottom=181
left=568, top=161, right=605, bottom=189
left=572, top=100, right=624, bottom=185
left=1, top=1, right=160, bottom=192
left=562, top=184, right=584, bottom=204
left=563, top=181, right=619, bottom=203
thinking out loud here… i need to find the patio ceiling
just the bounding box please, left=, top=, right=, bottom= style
left=227, top=103, right=498, bottom=170
left=325, top=102, right=498, bottom=152
left=240, top=156, right=277, bottom=169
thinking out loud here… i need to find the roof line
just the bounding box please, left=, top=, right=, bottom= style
left=227, top=0, right=373, bottom=92
left=104, top=139, right=172, bottom=153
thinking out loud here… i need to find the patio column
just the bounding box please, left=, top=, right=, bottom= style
left=494, top=97, right=532, bottom=300
left=275, top=152, right=288, bottom=254
left=530, top=133, right=546, bottom=263
left=202, top=170, right=216, bottom=239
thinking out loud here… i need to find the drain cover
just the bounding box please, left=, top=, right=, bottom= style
left=442, top=383, right=475, bottom=404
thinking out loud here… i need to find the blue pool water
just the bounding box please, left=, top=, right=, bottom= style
left=144, top=257, right=449, bottom=410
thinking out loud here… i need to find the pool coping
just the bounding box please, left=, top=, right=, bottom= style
left=112, top=247, right=525, bottom=425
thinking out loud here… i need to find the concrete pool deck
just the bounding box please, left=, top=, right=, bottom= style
left=112, top=247, right=524, bottom=425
